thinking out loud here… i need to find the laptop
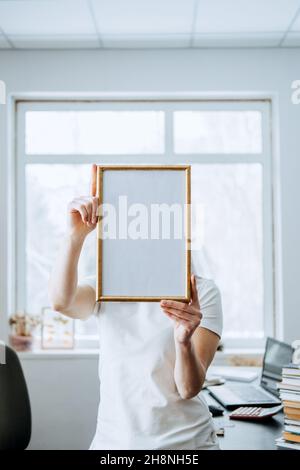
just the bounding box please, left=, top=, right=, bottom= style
left=207, top=337, right=294, bottom=410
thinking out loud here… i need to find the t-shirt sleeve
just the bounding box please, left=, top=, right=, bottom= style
left=195, top=276, right=223, bottom=338
left=80, top=275, right=96, bottom=291
left=78, top=275, right=100, bottom=315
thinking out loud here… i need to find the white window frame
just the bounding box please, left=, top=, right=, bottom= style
left=11, top=95, right=277, bottom=350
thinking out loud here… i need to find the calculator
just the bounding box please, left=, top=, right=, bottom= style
left=229, top=404, right=283, bottom=421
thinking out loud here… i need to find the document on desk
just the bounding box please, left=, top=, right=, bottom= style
left=212, top=367, right=259, bottom=382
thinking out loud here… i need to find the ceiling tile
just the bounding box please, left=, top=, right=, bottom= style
left=193, top=32, right=282, bottom=47
left=195, top=0, right=300, bottom=33
left=0, top=0, right=96, bottom=35
left=10, top=34, right=99, bottom=49
left=281, top=32, right=300, bottom=45
left=92, top=0, right=195, bottom=35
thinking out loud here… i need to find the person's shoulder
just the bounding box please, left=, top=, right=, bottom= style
left=194, top=275, right=223, bottom=337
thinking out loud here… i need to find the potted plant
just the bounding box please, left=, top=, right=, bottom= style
left=9, top=312, right=40, bottom=352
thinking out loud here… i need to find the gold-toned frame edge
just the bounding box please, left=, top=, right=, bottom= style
left=98, top=296, right=189, bottom=302
left=96, top=165, right=191, bottom=303
left=186, top=166, right=191, bottom=302
left=96, top=166, right=103, bottom=302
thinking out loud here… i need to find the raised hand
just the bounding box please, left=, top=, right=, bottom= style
left=67, top=164, right=99, bottom=240
left=160, top=275, right=202, bottom=345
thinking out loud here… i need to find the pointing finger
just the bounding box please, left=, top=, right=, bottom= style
left=92, top=196, right=99, bottom=224
left=90, top=164, right=97, bottom=197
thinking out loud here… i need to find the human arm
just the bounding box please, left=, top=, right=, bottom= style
left=160, top=276, right=221, bottom=399
left=48, top=165, right=99, bottom=320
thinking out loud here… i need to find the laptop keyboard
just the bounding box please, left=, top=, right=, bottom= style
left=228, top=384, right=274, bottom=402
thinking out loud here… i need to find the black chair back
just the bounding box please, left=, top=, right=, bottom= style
left=0, top=344, right=31, bottom=449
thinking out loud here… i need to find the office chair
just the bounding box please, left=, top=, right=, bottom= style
left=0, top=344, right=31, bottom=449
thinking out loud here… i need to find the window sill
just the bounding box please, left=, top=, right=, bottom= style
left=18, top=348, right=100, bottom=360
left=17, top=347, right=264, bottom=363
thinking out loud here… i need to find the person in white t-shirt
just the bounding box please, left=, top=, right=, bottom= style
left=49, top=165, right=223, bottom=450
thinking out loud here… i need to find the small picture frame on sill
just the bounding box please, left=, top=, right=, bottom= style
left=41, top=307, right=75, bottom=350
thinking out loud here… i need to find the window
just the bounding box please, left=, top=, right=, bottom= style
left=25, top=111, right=164, bottom=155
left=174, top=111, right=262, bottom=154
left=15, top=99, right=273, bottom=348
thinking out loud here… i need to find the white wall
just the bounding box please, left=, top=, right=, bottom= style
left=20, top=353, right=99, bottom=450
left=0, top=48, right=300, bottom=449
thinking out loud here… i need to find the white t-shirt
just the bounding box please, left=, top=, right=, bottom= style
left=84, top=275, right=223, bottom=450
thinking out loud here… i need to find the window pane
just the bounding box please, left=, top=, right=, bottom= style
left=26, top=163, right=264, bottom=340
left=25, top=111, right=165, bottom=155
left=25, top=164, right=98, bottom=337
left=191, top=164, right=263, bottom=339
left=174, top=111, right=262, bottom=154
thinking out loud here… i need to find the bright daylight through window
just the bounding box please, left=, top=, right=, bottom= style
left=16, top=100, right=272, bottom=347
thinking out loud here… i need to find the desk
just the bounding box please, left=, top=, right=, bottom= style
left=215, top=411, right=283, bottom=450
left=206, top=367, right=283, bottom=450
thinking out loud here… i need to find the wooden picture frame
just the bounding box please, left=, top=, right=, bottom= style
left=96, top=165, right=191, bottom=302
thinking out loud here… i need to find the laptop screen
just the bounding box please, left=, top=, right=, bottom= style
left=261, top=337, right=294, bottom=396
